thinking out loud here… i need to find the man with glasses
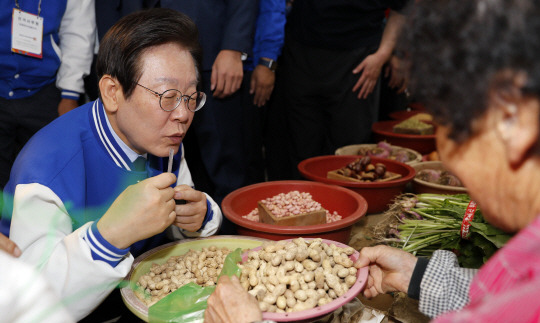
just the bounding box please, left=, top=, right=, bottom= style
left=0, top=9, right=222, bottom=321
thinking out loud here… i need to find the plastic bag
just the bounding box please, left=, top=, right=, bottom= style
left=148, top=248, right=243, bottom=323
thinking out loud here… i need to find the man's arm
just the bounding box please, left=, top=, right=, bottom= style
left=352, top=10, right=406, bottom=99
left=211, top=0, right=259, bottom=98
left=56, top=0, right=96, bottom=113
left=250, top=0, right=286, bottom=107
left=9, top=183, right=133, bottom=320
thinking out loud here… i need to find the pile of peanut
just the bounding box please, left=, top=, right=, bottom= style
left=242, top=191, right=342, bottom=223
left=136, top=246, right=231, bottom=306
left=238, top=238, right=357, bottom=313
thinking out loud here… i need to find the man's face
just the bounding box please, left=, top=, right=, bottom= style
left=115, top=42, right=198, bottom=157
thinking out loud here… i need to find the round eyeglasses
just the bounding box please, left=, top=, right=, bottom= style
left=136, top=83, right=206, bottom=112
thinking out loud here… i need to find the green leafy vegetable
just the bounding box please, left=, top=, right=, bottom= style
left=375, top=193, right=514, bottom=268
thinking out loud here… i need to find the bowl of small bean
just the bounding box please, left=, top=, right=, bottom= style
left=221, top=180, right=368, bottom=244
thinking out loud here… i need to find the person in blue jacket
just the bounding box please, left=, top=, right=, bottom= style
left=0, top=0, right=96, bottom=191
left=0, top=9, right=222, bottom=320
left=242, top=0, right=287, bottom=188
left=155, top=1, right=260, bottom=235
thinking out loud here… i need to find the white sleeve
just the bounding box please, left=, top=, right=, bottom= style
left=9, top=184, right=134, bottom=321
left=0, top=251, right=75, bottom=323
left=55, top=0, right=96, bottom=95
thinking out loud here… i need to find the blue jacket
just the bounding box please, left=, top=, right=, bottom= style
left=0, top=0, right=95, bottom=100
left=1, top=100, right=221, bottom=256
left=245, top=0, right=286, bottom=71
left=0, top=99, right=222, bottom=319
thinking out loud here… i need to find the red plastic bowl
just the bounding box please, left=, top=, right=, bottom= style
left=407, top=102, right=427, bottom=111
left=389, top=110, right=433, bottom=121
left=298, top=156, right=415, bottom=214
left=221, top=181, right=368, bottom=244
left=371, top=120, right=436, bottom=155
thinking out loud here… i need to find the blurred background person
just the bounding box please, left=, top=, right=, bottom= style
left=265, top=0, right=408, bottom=180
left=0, top=0, right=95, bottom=195
left=241, top=0, right=287, bottom=190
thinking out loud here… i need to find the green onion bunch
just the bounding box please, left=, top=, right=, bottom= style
left=379, top=193, right=513, bottom=268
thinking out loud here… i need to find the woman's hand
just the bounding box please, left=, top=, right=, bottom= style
left=205, top=275, right=262, bottom=323
left=355, top=245, right=418, bottom=298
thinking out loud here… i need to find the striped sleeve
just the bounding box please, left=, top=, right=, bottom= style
left=419, top=250, right=477, bottom=318
left=83, top=222, right=130, bottom=267
left=61, top=89, right=80, bottom=100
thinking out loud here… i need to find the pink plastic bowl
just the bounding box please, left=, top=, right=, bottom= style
left=298, top=155, right=415, bottom=214
left=221, top=180, right=368, bottom=244
left=242, top=238, right=369, bottom=322
left=371, top=120, right=436, bottom=155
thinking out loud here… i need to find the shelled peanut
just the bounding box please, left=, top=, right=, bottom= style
left=238, top=238, right=357, bottom=313
left=136, top=246, right=231, bottom=306
left=242, top=191, right=342, bottom=223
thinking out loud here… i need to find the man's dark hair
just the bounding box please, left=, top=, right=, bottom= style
left=400, top=0, right=540, bottom=142
left=96, top=8, right=202, bottom=99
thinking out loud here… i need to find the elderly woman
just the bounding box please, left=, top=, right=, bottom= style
left=356, top=0, right=540, bottom=321
left=205, top=0, right=540, bottom=322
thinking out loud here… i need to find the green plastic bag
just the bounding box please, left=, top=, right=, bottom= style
left=148, top=248, right=243, bottom=323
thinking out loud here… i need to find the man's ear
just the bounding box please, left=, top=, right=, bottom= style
left=99, top=75, right=121, bottom=113
left=495, top=97, right=540, bottom=166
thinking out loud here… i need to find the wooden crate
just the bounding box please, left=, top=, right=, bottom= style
left=257, top=201, right=327, bottom=226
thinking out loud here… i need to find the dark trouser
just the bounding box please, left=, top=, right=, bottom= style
left=265, top=36, right=381, bottom=180
left=0, top=82, right=60, bottom=188
left=182, top=70, right=265, bottom=234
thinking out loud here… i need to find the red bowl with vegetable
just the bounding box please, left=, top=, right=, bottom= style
left=371, top=120, right=436, bottom=155
left=412, top=161, right=468, bottom=195
left=221, top=181, right=368, bottom=244
left=298, top=155, right=415, bottom=214
left=335, top=141, right=422, bottom=165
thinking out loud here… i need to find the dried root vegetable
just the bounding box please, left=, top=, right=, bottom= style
left=238, top=238, right=357, bottom=313
left=242, top=191, right=342, bottom=223
left=135, top=246, right=231, bottom=306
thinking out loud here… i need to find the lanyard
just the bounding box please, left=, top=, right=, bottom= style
left=15, top=0, right=42, bottom=17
